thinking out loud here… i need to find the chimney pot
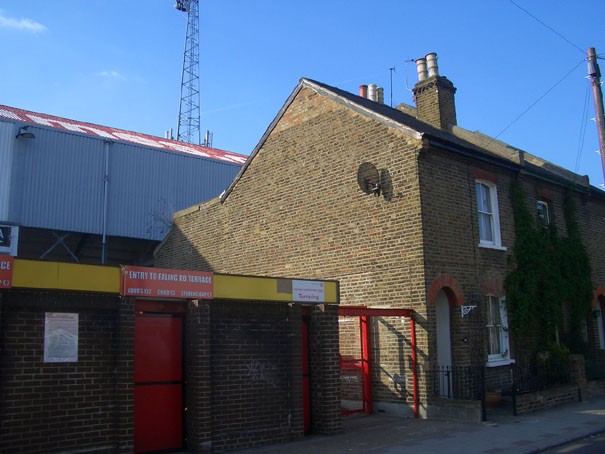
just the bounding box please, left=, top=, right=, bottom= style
left=368, top=84, right=377, bottom=102
left=415, top=58, right=428, bottom=81
left=377, top=87, right=384, bottom=104
left=359, top=84, right=368, bottom=98
left=426, top=52, right=439, bottom=77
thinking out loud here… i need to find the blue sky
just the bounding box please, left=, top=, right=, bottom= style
left=1, top=0, right=605, bottom=187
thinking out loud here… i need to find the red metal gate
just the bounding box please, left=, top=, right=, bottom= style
left=134, top=313, right=183, bottom=452
left=338, top=307, right=418, bottom=418
left=339, top=315, right=372, bottom=415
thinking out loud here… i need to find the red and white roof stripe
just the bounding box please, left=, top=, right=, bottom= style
left=0, top=105, right=247, bottom=165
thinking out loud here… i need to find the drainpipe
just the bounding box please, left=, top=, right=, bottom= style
left=102, top=141, right=111, bottom=264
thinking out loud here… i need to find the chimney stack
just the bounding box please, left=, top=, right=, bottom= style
left=412, top=52, right=457, bottom=130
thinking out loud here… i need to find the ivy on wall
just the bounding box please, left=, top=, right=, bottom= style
left=560, top=190, right=594, bottom=352
left=504, top=181, right=593, bottom=353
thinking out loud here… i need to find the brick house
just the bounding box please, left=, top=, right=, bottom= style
left=156, top=53, right=605, bottom=418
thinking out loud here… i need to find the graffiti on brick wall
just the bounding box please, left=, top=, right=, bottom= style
left=392, top=374, right=407, bottom=393
left=247, top=360, right=279, bottom=388
left=341, top=374, right=360, bottom=383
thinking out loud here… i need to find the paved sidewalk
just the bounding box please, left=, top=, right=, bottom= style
left=238, top=398, right=605, bottom=453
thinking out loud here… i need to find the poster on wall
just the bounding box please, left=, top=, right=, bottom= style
left=292, top=280, right=325, bottom=303
left=44, top=313, right=79, bottom=363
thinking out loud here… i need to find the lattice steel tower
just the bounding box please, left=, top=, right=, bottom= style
left=175, top=0, right=200, bottom=145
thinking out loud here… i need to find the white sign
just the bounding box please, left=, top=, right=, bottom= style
left=0, top=225, right=18, bottom=256
left=44, top=313, right=79, bottom=363
left=292, top=280, right=325, bottom=303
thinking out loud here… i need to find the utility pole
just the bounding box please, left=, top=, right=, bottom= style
left=587, top=47, right=605, bottom=185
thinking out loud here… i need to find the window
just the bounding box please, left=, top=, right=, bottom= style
left=536, top=200, right=550, bottom=226
left=486, top=296, right=513, bottom=367
left=475, top=180, right=504, bottom=249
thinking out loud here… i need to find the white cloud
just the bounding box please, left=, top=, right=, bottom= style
left=0, top=11, right=47, bottom=33
left=96, top=70, right=126, bottom=80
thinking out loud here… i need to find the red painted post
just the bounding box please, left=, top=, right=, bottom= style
left=410, top=314, right=419, bottom=418
left=361, top=315, right=372, bottom=414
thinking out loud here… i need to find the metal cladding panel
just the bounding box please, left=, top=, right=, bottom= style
left=106, top=141, right=240, bottom=240
left=10, top=127, right=105, bottom=233
left=0, top=122, right=15, bottom=220
left=5, top=122, right=241, bottom=240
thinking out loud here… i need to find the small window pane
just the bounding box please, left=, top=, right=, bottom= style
left=478, top=213, right=493, bottom=242
left=488, top=297, right=501, bottom=325
left=488, top=327, right=501, bottom=355
left=537, top=201, right=550, bottom=226
left=476, top=183, right=492, bottom=213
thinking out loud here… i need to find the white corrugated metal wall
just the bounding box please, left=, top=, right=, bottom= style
left=0, top=122, right=15, bottom=220
left=1, top=120, right=242, bottom=241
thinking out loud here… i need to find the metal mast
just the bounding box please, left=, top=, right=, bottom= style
left=175, top=0, right=201, bottom=145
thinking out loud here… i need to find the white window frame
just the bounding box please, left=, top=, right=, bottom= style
left=486, top=296, right=514, bottom=367
left=475, top=180, right=506, bottom=250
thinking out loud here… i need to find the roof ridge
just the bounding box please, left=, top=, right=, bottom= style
left=0, top=104, right=248, bottom=165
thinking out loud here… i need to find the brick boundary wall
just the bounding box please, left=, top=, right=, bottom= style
left=514, top=384, right=580, bottom=415
left=309, top=305, right=342, bottom=435
left=1, top=289, right=341, bottom=454
left=0, top=290, right=133, bottom=454
left=184, top=300, right=212, bottom=454
left=116, top=296, right=135, bottom=453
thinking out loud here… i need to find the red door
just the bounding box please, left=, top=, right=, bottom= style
left=302, top=317, right=311, bottom=433
left=134, top=314, right=183, bottom=453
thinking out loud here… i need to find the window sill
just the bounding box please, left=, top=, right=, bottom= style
left=478, top=243, right=507, bottom=251
left=486, top=358, right=515, bottom=368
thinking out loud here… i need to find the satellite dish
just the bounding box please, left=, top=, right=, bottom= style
left=380, top=169, right=393, bottom=202
left=357, top=162, right=381, bottom=196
